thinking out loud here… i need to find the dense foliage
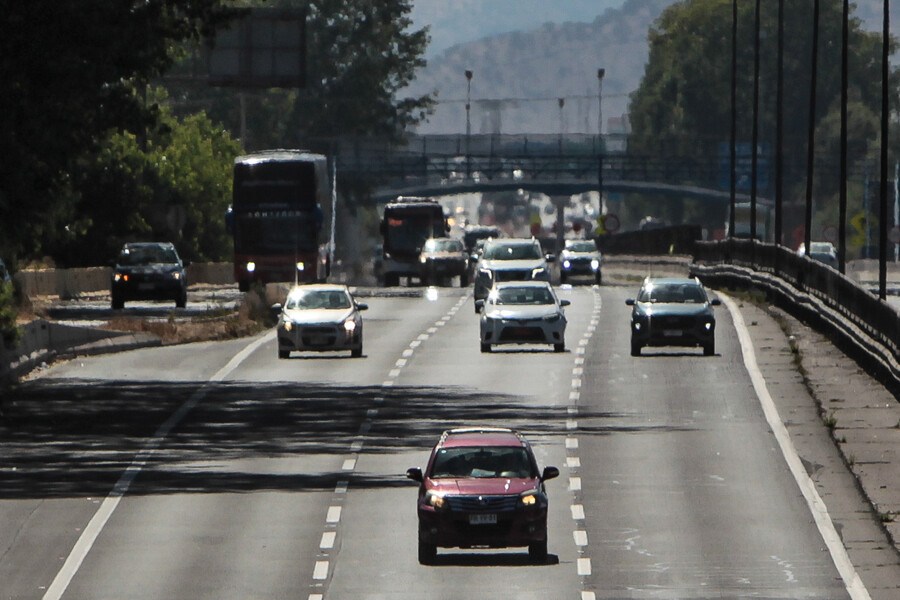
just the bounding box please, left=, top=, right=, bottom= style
left=627, top=0, right=897, bottom=238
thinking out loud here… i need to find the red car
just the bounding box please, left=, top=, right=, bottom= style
left=406, top=428, right=560, bottom=564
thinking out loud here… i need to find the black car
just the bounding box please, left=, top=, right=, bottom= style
left=625, top=277, right=720, bottom=356
left=559, top=239, right=602, bottom=284
left=111, top=242, right=188, bottom=309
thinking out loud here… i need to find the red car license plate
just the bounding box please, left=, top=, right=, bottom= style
left=469, top=513, right=497, bottom=525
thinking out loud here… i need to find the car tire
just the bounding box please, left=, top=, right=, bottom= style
left=176, top=291, right=187, bottom=308
left=703, top=342, right=715, bottom=356
left=595, top=272, right=602, bottom=285
left=460, top=273, right=469, bottom=287
left=111, top=295, right=124, bottom=310
left=384, top=273, right=399, bottom=287
left=351, top=345, right=362, bottom=358
left=553, top=343, right=565, bottom=353
left=278, top=349, right=290, bottom=359
left=528, top=539, right=548, bottom=563
left=480, top=342, right=491, bottom=353
left=630, top=341, right=642, bottom=357
left=238, top=280, right=249, bottom=293
left=560, top=273, right=568, bottom=284
left=418, top=540, right=437, bottom=565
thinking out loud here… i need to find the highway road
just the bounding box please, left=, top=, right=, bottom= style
left=0, top=284, right=877, bottom=599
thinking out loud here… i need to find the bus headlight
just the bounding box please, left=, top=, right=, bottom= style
left=246, top=261, right=256, bottom=273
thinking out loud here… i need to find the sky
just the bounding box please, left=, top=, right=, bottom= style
left=409, top=0, right=627, bottom=57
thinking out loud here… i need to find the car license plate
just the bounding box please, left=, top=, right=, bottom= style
left=469, top=513, right=497, bottom=525
left=310, top=336, right=330, bottom=346
left=513, top=327, right=532, bottom=335
left=663, top=329, right=682, bottom=337
left=138, top=283, right=155, bottom=291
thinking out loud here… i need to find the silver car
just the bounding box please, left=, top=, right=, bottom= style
left=275, top=284, right=368, bottom=358
left=473, top=238, right=554, bottom=312
left=476, top=281, right=569, bottom=353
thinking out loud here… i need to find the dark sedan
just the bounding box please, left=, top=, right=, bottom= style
left=110, top=242, right=188, bottom=309
left=625, top=277, right=720, bottom=356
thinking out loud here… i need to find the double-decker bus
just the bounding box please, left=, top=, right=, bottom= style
left=227, top=150, right=331, bottom=291
left=379, top=196, right=448, bottom=286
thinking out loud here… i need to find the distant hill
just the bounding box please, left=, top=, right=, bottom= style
left=406, top=0, right=899, bottom=135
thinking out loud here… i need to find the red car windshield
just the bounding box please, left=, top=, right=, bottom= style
left=430, top=446, right=533, bottom=479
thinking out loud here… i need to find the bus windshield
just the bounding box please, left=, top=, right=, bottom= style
left=235, top=213, right=319, bottom=254
left=385, top=214, right=445, bottom=253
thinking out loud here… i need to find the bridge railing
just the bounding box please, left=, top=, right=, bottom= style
left=692, top=239, right=900, bottom=383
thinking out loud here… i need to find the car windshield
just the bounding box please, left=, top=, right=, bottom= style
left=637, top=283, right=706, bottom=304
left=286, top=290, right=351, bottom=310
left=424, top=239, right=463, bottom=253
left=117, top=245, right=179, bottom=266
left=566, top=241, right=596, bottom=253
left=483, top=243, right=541, bottom=260
left=430, top=446, right=533, bottom=479
left=494, top=286, right=554, bottom=305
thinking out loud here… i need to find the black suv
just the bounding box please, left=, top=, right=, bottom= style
left=111, top=242, right=188, bottom=309
left=407, top=427, right=559, bottom=564
left=625, top=277, right=720, bottom=356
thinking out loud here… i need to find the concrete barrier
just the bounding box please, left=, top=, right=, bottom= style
left=13, top=262, right=234, bottom=298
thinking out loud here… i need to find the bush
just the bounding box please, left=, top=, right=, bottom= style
left=0, top=280, right=21, bottom=347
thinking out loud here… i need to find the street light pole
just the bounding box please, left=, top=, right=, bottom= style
left=465, top=69, right=473, bottom=179
left=597, top=68, right=606, bottom=227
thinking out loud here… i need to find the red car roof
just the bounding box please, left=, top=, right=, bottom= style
left=440, top=429, right=525, bottom=448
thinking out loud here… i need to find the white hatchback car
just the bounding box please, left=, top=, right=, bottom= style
left=476, top=281, right=569, bottom=353
left=274, top=284, right=368, bottom=358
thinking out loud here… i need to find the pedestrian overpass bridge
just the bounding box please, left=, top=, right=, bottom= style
left=327, top=134, right=755, bottom=205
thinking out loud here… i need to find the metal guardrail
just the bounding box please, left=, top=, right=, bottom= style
left=693, top=238, right=900, bottom=372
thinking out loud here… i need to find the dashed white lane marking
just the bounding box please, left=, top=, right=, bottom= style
left=41, top=330, right=276, bottom=600
left=581, top=592, right=597, bottom=600
left=325, top=506, right=342, bottom=523
left=320, top=531, right=336, bottom=550
left=568, top=287, right=602, bottom=589
left=577, top=557, right=592, bottom=576
left=312, top=561, right=329, bottom=580
left=720, top=293, right=871, bottom=600
left=307, top=291, right=472, bottom=593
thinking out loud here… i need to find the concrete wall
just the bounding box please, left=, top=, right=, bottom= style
left=13, top=263, right=234, bottom=298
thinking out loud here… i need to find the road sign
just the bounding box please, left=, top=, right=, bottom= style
left=599, top=213, right=620, bottom=234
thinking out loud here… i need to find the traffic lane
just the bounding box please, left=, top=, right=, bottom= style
left=574, top=286, right=847, bottom=598
left=322, top=286, right=599, bottom=598
left=0, top=291, right=465, bottom=599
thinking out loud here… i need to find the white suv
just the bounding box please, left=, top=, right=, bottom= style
left=473, top=238, right=554, bottom=312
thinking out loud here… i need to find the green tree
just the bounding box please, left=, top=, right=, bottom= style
left=0, top=1, right=241, bottom=262
left=165, top=0, right=434, bottom=151
left=56, top=96, right=241, bottom=267
left=629, top=0, right=889, bottom=204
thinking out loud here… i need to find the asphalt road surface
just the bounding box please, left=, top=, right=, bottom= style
left=0, top=285, right=880, bottom=599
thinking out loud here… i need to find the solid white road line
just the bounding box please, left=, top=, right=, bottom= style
left=41, top=331, right=275, bottom=600
left=720, top=293, right=871, bottom=600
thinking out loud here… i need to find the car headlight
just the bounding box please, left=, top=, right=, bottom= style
left=562, top=260, right=571, bottom=269
left=344, top=319, right=357, bottom=332
left=633, top=321, right=642, bottom=331
left=172, top=272, right=182, bottom=280
left=296, top=261, right=305, bottom=272
left=531, top=267, right=548, bottom=279
left=283, top=320, right=293, bottom=332
left=420, top=255, right=427, bottom=264
left=543, top=313, right=561, bottom=322
left=113, top=273, right=126, bottom=282
left=591, top=259, right=600, bottom=270
left=246, top=261, right=256, bottom=273
left=704, top=321, right=714, bottom=331
left=519, top=490, right=541, bottom=507
left=425, top=491, right=446, bottom=510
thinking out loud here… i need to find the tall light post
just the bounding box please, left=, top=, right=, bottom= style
left=465, top=69, right=473, bottom=179
left=558, top=97, right=565, bottom=152
left=597, top=68, right=605, bottom=142
left=597, top=68, right=606, bottom=223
